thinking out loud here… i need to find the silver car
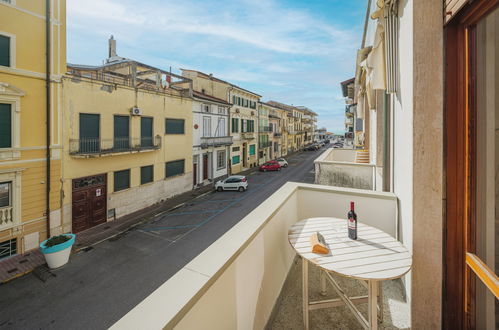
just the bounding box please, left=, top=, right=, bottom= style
left=215, top=175, right=248, bottom=192
left=276, top=158, right=288, bottom=167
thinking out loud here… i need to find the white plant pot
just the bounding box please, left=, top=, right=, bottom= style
left=40, top=234, right=76, bottom=269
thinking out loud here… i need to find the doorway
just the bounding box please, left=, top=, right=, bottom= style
left=72, top=174, right=107, bottom=233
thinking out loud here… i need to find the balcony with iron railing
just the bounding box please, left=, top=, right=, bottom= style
left=111, top=181, right=408, bottom=329
left=241, top=132, right=255, bottom=140
left=259, top=126, right=272, bottom=132
left=69, top=136, right=161, bottom=157
left=259, top=141, right=272, bottom=149
left=200, top=136, right=233, bottom=148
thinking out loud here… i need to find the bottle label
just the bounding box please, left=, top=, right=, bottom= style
left=348, top=217, right=356, bottom=230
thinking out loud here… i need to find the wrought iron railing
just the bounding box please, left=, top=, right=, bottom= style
left=259, top=141, right=272, bottom=148
left=274, top=132, right=282, bottom=137
left=69, top=136, right=161, bottom=155
left=241, top=132, right=255, bottom=139
left=200, top=136, right=233, bottom=148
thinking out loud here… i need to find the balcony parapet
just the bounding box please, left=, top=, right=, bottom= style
left=69, top=136, right=161, bottom=157
left=110, top=182, right=398, bottom=329
left=200, top=136, right=233, bottom=148
left=0, top=206, right=14, bottom=231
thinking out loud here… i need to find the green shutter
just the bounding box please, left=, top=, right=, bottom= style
left=165, top=119, right=185, bottom=134
left=141, top=117, right=153, bottom=146
left=0, top=104, right=11, bottom=148
left=0, top=35, right=10, bottom=67
left=249, top=144, right=255, bottom=155
left=232, top=155, right=240, bottom=164
left=165, top=159, right=185, bottom=177
left=114, top=169, right=130, bottom=192
left=79, top=114, right=100, bottom=152
left=140, top=165, right=154, bottom=184
left=114, top=115, right=129, bottom=150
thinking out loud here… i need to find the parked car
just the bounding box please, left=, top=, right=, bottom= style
left=276, top=158, right=288, bottom=167
left=215, top=175, right=248, bottom=192
left=259, top=161, right=281, bottom=172
left=304, top=145, right=317, bottom=151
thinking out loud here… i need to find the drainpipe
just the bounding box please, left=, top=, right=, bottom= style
left=45, top=0, right=51, bottom=238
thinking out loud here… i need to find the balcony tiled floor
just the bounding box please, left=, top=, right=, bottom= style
left=268, top=257, right=410, bottom=330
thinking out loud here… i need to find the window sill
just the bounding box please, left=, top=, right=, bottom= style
left=164, top=173, right=185, bottom=180
left=0, top=150, right=21, bottom=161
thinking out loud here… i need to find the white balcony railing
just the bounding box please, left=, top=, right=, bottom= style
left=200, top=136, right=233, bottom=148
left=0, top=206, right=14, bottom=230
left=110, top=182, right=399, bottom=329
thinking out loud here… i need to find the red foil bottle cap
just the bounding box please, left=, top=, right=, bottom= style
left=350, top=201, right=354, bottom=210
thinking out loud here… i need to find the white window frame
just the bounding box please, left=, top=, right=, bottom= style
left=0, top=30, right=16, bottom=68
left=0, top=169, right=22, bottom=231
left=0, top=83, right=23, bottom=160
left=203, top=116, right=211, bottom=137
left=218, top=106, right=225, bottom=114
left=202, top=104, right=210, bottom=113
left=217, top=117, right=226, bottom=137
left=217, top=150, right=226, bottom=170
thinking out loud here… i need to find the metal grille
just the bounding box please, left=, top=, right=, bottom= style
left=0, top=238, right=16, bottom=259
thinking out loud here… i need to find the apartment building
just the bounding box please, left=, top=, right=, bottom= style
left=265, top=102, right=284, bottom=159
left=0, top=0, right=65, bottom=256
left=228, top=87, right=260, bottom=173
left=296, top=106, right=317, bottom=145
left=257, top=102, right=272, bottom=164
left=340, top=78, right=355, bottom=145
left=266, top=100, right=298, bottom=153
left=191, top=91, right=232, bottom=188
left=61, top=40, right=193, bottom=233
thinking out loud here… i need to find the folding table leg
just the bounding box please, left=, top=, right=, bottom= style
left=378, top=282, right=384, bottom=323
left=302, top=258, right=309, bottom=330
left=368, top=280, right=379, bottom=330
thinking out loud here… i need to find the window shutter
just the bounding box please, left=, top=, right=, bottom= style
left=140, top=165, right=154, bottom=184
left=114, top=169, right=130, bottom=192
left=0, top=104, right=12, bottom=148
left=165, top=160, right=185, bottom=177
left=140, top=117, right=153, bottom=146
left=165, top=119, right=185, bottom=134
left=0, top=35, right=10, bottom=67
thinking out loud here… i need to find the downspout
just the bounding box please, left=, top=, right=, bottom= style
left=45, top=0, right=51, bottom=238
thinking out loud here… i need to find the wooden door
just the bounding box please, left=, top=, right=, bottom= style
left=203, top=154, right=208, bottom=180
left=444, top=1, right=499, bottom=328
left=193, top=163, right=197, bottom=185
left=72, top=174, right=107, bottom=233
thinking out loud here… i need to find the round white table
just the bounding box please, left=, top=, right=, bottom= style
left=288, top=217, right=412, bottom=330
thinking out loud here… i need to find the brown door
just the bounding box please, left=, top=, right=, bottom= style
left=203, top=154, right=208, bottom=180
left=444, top=2, right=499, bottom=328
left=72, top=174, right=107, bottom=233
left=193, top=163, right=197, bottom=185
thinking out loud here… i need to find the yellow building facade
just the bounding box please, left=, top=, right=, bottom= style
left=0, top=0, right=65, bottom=256
left=61, top=60, right=193, bottom=233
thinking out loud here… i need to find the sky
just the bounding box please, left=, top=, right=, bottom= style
left=67, top=0, right=366, bottom=133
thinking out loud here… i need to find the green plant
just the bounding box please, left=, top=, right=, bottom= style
left=45, top=234, right=71, bottom=248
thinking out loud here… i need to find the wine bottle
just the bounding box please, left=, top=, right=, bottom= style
left=347, top=201, right=357, bottom=240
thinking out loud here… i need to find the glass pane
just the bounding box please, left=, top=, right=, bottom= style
left=474, top=6, right=498, bottom=327
left=0, top=182, right=11, bottom=207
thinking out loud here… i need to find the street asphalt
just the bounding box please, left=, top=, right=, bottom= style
left=0, top=148, right=324, bottom=330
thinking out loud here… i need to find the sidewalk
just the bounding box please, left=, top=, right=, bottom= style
left=0, top=162, right=270, bottom=284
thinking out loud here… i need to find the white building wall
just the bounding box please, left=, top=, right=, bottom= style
left=392, top=0, right=413, bottom=306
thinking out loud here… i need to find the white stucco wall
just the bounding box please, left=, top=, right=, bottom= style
left=392, top=0, right=413, bottom=305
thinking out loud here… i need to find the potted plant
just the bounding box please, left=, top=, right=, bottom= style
left=40, top=233, right=76, bottom=269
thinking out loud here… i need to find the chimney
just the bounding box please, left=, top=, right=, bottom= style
left=109, top=35, right=117, bottom=58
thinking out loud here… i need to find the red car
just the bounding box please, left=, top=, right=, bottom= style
left=259, top=161, right=281, bottom=172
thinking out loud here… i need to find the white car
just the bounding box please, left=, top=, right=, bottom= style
left=276, top=158, right=288, bottom=167
left=215, top=175, right=248, bottom=192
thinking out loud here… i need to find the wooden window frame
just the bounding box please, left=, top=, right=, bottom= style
left=444, top=1, right=499, bottom=329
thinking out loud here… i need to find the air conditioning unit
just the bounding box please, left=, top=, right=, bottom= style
left=130, top=107, right=142, bottom=116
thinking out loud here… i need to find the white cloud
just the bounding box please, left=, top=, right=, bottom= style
left=67, top=0, right=362, bottom=132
